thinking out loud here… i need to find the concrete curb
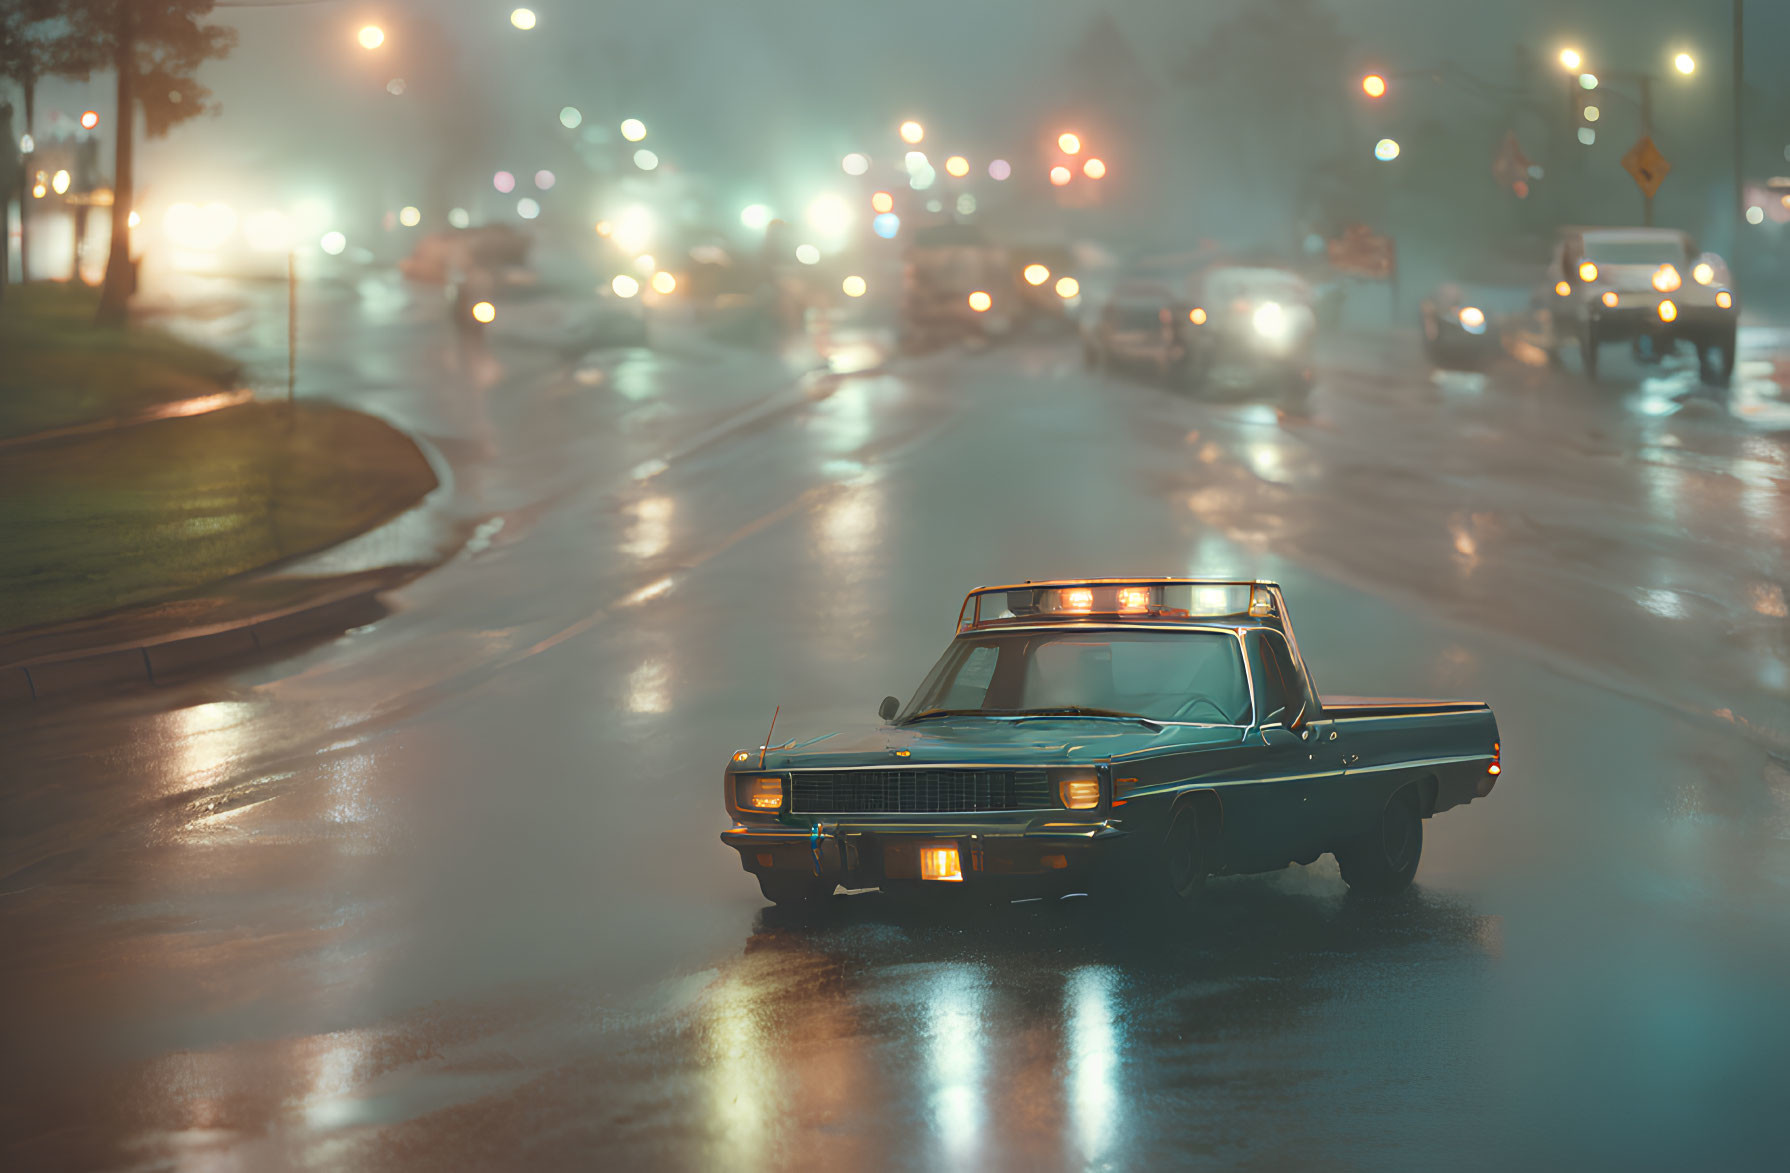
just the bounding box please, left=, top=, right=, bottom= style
left=0, top=573, right=410, bottom=704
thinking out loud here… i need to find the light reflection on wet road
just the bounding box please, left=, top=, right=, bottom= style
left=2, top=288, right=1788, bottom=1170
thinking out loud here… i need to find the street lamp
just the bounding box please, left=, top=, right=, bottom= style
left=899, top=120, right=925, bottom=144
left=357, top=25, right=385, bottom=50
left=1559, top=48, right=1582, bottom=70
left=1361, top=73, right=1387, bottom=98
left=1673, top=52, right=1696, bottom=75
left=510, top=8, right=537, bottom=31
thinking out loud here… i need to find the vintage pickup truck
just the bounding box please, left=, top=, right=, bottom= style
left=719, top=579, right=1500, bottom=910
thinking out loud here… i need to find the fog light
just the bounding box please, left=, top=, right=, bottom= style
left=920, top=841, right=963, bottom=882
left=1716, top=291, right=1733, bottom=309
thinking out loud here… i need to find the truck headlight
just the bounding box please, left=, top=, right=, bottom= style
left=1692, top=262, right=1715, bottom=286
left=737, top=776, right=784, bottom=811
left=1651, top=264, right=1681, bottom=293
left=1058, top=774, right=1101, bottom=810
left=1252, top=300, right=1289, bottom=341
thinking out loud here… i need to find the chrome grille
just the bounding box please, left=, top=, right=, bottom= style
left=789, top=768, right=1053, bottom=814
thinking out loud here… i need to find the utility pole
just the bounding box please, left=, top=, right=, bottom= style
left=1732, top=0, right=1745, bottom=229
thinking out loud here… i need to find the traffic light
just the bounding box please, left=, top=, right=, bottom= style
left=1571, top=76, right=1600, bottom=146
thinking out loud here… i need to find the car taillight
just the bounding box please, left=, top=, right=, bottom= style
left=1478, top=743, right=1500, bottom=797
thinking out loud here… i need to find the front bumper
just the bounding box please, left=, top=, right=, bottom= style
left=1588, top=302, right=1735, bottom=344
left=720, top=817, right=1130, bottom=893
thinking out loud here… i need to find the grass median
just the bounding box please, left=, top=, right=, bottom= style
left=0, top=401, right=438, bottom=632
left=0, top=282, right=242, bottom=440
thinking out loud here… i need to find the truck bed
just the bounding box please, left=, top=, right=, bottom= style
left=1321, top=696, right=1491, bottom=719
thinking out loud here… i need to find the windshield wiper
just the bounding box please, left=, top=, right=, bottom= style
left=898, top=708, right=991, bottom=725
left=1007, top=707, right=1164, bottom=731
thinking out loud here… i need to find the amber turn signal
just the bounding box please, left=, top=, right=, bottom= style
left=1059, top=774, right=1101, bottom=810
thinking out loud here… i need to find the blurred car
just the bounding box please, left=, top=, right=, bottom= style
left=401, top=225, right=532, bottom=284
left=1180, top=264, right=1317, bottom=391
left=1421, top=284, right=1497, bottom=368
left=900, top=223, right=1014, bottom=349
left=1081, top=281, right=1179, bottom=375
left=1532, top=227, right=1738, bottom=384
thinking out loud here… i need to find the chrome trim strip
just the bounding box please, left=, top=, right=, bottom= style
left=1326, top=711, right=1488, bottom=723
left=1130, top=752, right=1495, bottom=800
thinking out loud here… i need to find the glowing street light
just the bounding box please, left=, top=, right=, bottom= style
left=899, top=120, right=925, bottom=144
left=1559, top=48, right=1582, bottom=71
left=1361, top=74, right=1386, bottom=98
left=1057, top=132, right=1081, bottom=154
left=358, top=25, right=385, bottom=50
left=1673, top=52, right=1696, bottom=76
left=509, top=8, right=537, bottom=31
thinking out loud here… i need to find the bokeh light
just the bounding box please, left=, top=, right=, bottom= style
left=1082, top=158, right=1106, bottom=179
left=79, top=110, right=99, bottom=130
left=795, top=243, right=821, bottom=265
left=621, top=118, right=647, bottom=142
left=634, top=254, right=656, bottom=274
left=1745, top=205, right=1765, bottom=225
left=633, top=149, right=659, bottom=171
left=739, top=203, right=772, bottom=231
left=1055, top=276, right=1080, bottom=299
left=357, top=25, right=384, bottom=50
left=472, top=301, right=496, bottom=324
left=651, top=270, right=677, bottom=294
left=517, top=198, right=540, bottom=220
left=398, top=205, right=421, bottom=227
left=51, top=169, right=70, bottom=194
left=616, top=206, right=654, bottom=252
left=510, top=8, right=536, bottom=31
left=1050, top=165, right=1072, bottom=186
left=320, top=230, right=347, bottom=255
left=967, top=291, right=992, bottom=312
left=449, top=208, right=470, bottom=229
left=842, top=152, right=869, bottom=176
left=871, top=191, right=894, bottom=213
left=612, top=274, right=640, bottom=298
left=1373, top=138, right=1400, bottom=161
left=1673, top=53, right=1695, bottom=76
left=559, top=106, right=582, bottom=129
left=1362, top=74, right=1386, bottom=98
left=1057, top=132, right=1081, bottom=154
left=988, top=158, right=1011, bottom=180
left=842, top=275, right=867, bottom=298
left=494, top=170, right=516, bottom=193
left=1559, top=48, right=1582, bottom=70
left=956, top=193, right=976, bottom=214
left=806, top=194, right=852, bottom=237
left=872, top=212, right=900, bottom=239
left=945, top=155, right=970, bottom=177
left=899, top=120, right=925, bottom=144
left=535, top=169, right=556, bottom=190
left=1023, top=264, right=1050, bottom=286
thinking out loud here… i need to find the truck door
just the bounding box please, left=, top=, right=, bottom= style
left=1258, top=630, right=1347, bottom=864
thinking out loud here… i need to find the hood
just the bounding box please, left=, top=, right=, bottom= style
left=758, top=719, right=1247, bottom=771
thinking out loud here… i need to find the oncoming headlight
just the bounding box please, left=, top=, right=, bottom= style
left=1252, top=300, right=1288, bottom=340
left=737, top=776, right=784, bottom=811
left=1058, top=774, right=1101, bottom=810
left=1692, top=262, right=1715, bottom=286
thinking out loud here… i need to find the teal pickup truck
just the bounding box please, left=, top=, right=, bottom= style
left=720, top=579, right=1500, bottom=910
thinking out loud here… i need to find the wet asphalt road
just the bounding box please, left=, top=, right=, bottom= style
left=3, top=282, right=1789, bottom=1171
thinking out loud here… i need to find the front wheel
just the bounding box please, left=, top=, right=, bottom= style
left=757, top=873, right=834, bottom=906
left=1149, top=803, right=1207, bottom=914
left=1335, top=790, right=1423, bottom=896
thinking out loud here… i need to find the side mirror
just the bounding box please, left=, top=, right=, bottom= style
left=878, top=695, right=901, bottom=722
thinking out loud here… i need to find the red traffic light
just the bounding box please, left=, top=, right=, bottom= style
left=1361, top=74, right=1387, bottom=99
left=80, top=110, right=100, bottom=130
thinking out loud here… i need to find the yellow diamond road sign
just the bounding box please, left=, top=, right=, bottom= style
left=1622, top=136, right=1672, bottom=199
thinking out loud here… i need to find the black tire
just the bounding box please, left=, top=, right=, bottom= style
left=757, top=872, right=834, bottom=906
left=1153, top=803, right=1207, bottom=913
left=1581, top=323, right=1601, bottom=380
left=1699, top=331, right=1737, bottom=386
left=1336, top=789, right=1423, bottom=896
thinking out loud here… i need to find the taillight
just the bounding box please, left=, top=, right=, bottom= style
left=1477, top=742, right=1500, bottom=797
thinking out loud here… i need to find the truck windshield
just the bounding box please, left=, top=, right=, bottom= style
left=1583, top=238, right=1692, bottom=265
left=903, top=629, right=1251, bottom=725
